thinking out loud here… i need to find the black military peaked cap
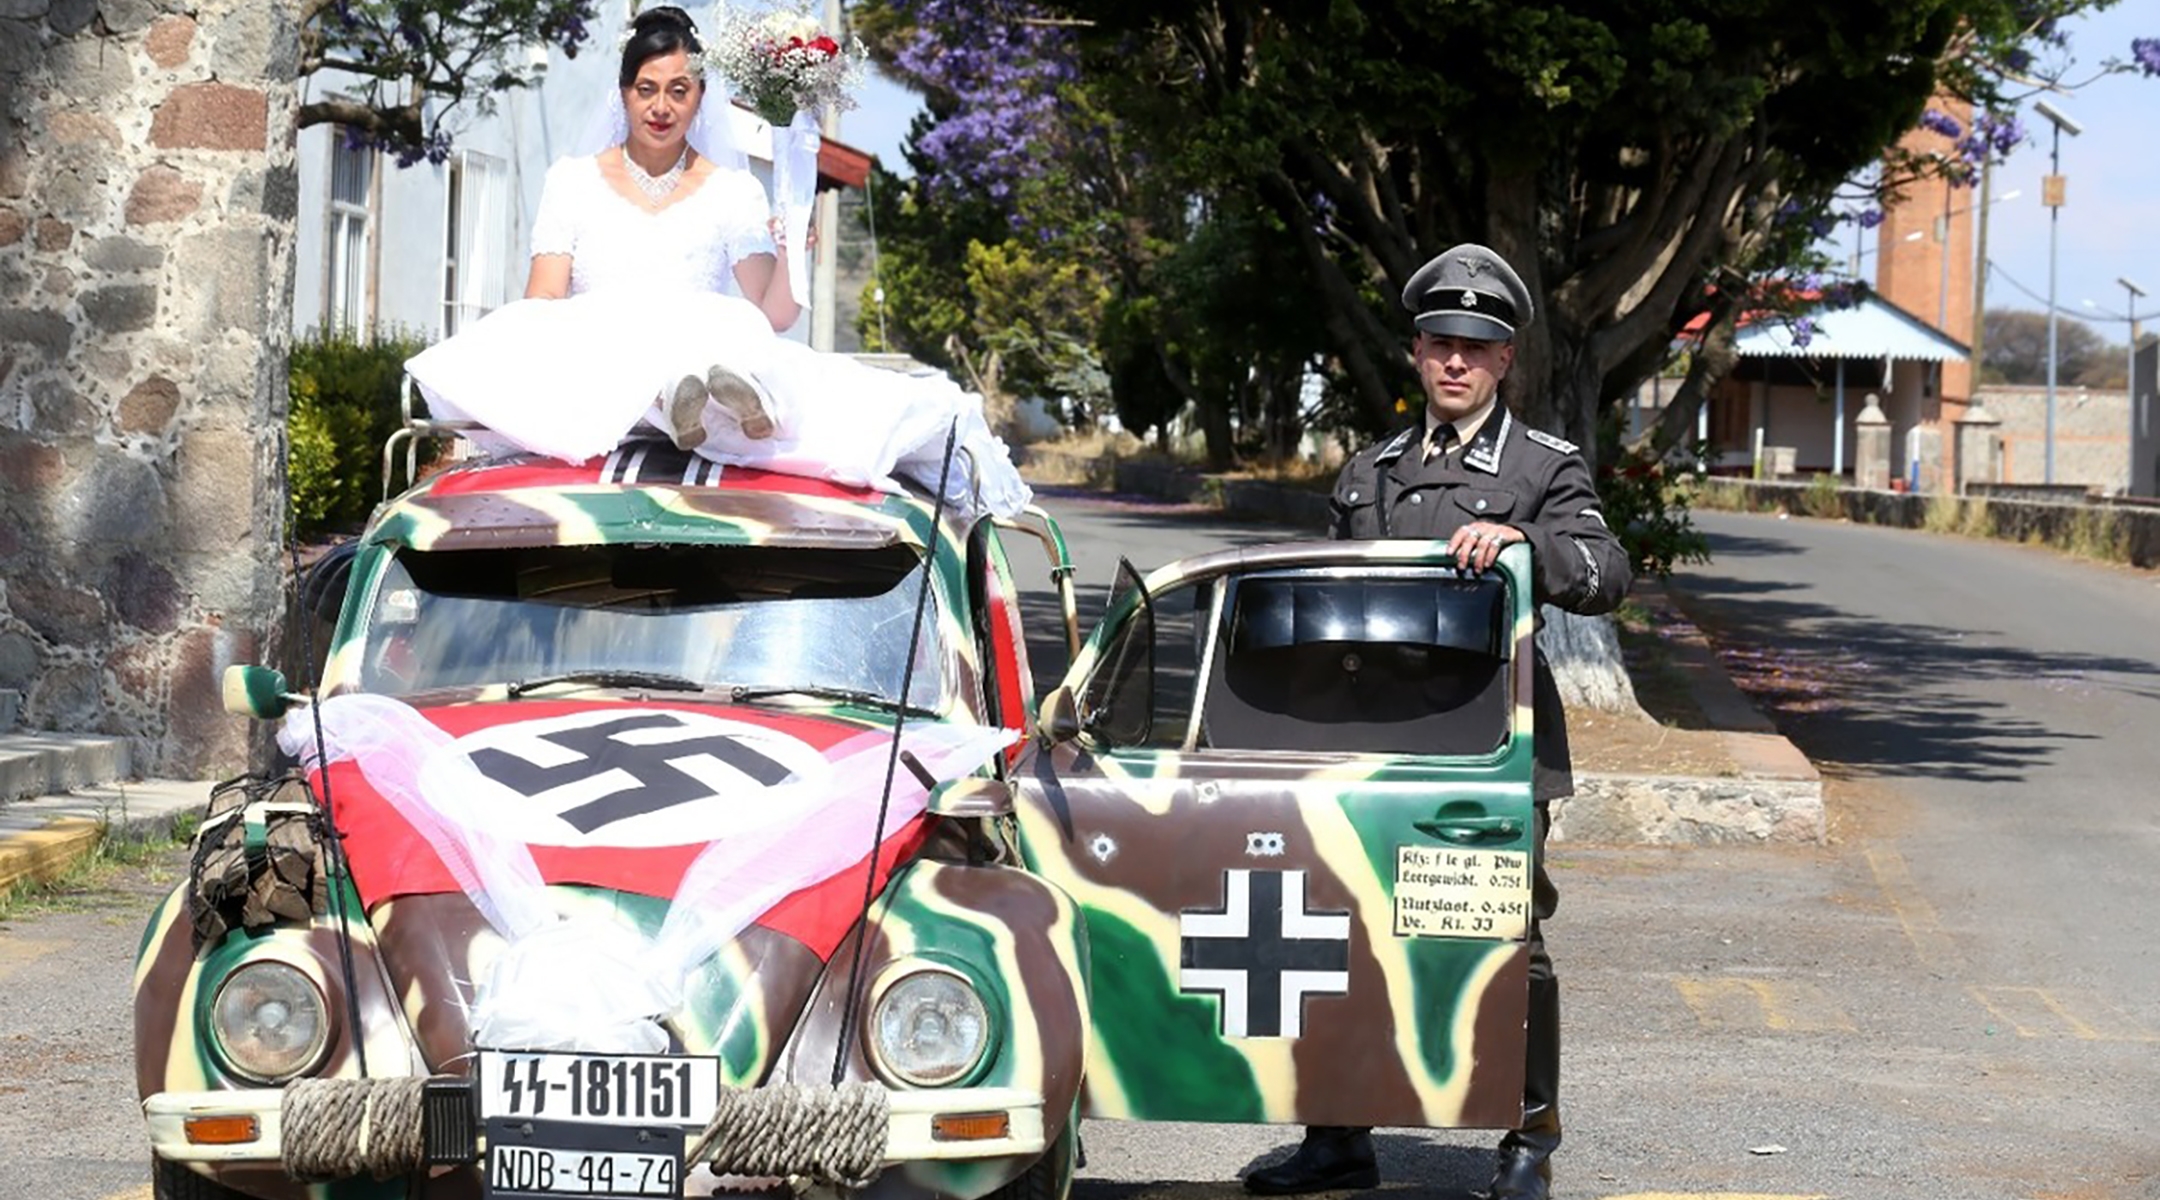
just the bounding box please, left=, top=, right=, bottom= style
left=1401, top=243, right=1535, bottom=341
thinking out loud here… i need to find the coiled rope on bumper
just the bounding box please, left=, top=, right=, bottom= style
left=280, top=1076, right=427, bottom=1180
left=687, top=1081, right=889, bottom=1189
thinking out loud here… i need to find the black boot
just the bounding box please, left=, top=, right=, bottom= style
left=1243, top=1126, right=1379, bottom=1195
left=1486, top=976, right=1562, bottom=1200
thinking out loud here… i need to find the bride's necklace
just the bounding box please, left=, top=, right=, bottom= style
left=622, top=146, right=689, bottom=204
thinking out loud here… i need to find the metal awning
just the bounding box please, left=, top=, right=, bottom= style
left=1735, top=293, right=1969, bottom=362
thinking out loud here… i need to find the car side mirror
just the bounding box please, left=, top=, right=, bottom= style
left=926, top=776, right=1015, bottom=817
left=1036, top=685, right=1081, bottom=746
left=221, top=665, right=299, bottom=719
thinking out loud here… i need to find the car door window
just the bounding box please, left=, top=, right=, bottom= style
left=1202, top=572, right=1511, bottom=755
left=1077, top=562, right=1209, bottom=750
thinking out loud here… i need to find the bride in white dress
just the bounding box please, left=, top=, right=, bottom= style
left=403, top=6, right=1029, bottom=519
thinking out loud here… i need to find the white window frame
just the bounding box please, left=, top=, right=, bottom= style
left=442, top=149, right=512, bottom=338
left=326, top=132, right=376, bottom=333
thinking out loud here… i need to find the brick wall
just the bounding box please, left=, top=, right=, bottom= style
left=0, top=3, right=297, bottom=774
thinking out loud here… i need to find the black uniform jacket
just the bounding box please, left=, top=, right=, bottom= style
left=1328, top=407, right=1632, bottom=802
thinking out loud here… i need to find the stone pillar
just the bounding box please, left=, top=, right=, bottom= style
left=0, top=4, right=298, bottom=775
left=1956, top=400, right=2004, bottom=493
left=1854, top=393, right=1891, bottom=490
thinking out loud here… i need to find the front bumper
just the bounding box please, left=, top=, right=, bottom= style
left=145, top=1081, right=1044, bottom=1173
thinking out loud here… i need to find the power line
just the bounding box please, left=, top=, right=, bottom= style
left=1986, top=259, right=2160, bottom=323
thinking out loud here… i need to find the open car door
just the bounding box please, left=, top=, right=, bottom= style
left=1014, top=542, right=1538, bottom=1129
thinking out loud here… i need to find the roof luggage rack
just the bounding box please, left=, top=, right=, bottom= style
left=381, top=375, right=483, bottom=501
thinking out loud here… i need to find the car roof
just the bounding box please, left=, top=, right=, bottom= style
left=370, top=453, right=945, bottom=553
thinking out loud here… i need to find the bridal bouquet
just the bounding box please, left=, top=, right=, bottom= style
left=705, top=5, right=868, bottom=127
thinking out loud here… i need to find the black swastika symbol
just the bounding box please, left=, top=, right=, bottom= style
left=468, top=712, right=797, bottom=833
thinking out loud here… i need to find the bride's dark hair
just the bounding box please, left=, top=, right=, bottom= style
left=619, top=6, right=702, bottom=86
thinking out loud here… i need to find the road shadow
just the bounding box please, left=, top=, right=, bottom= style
left=1074, top=1134, right=1494, bottom=1200
left=1009, top=486, right=1319, bottom=696
left=1665, top=527, right=2152, bottom=783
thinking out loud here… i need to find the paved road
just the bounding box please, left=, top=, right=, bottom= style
left=10, top=497, right=2158, bottom=1200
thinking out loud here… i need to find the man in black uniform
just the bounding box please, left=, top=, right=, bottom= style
left=1242, top=244, right=1631, bottom=1200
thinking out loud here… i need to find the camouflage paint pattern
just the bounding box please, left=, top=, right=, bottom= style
left=134, top=459, right=1086, bottom=1200
left=1014, top=541, right=1538, bottom=1130
left=133, top=872, right=426, bottom=1200
left=767, top=856, right=1089, bottom=1200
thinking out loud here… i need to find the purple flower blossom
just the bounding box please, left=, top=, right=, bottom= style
left=1855, top=207, right=1885, bottom=230
left=2133, top=37, right=2160, bottom=76
left=1791, top=316, right=1815, bottom=349
left=1918, top=108, right=1963, bottom=140
left=888, top=0, right=1080, bottom=212
left=1955, top=110, right=2026, bottom=168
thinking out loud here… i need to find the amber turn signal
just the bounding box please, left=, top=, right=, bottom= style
left=183, top=1115, right=262, bottom=1145
left=930, top=1111, right=1011, bottom=1142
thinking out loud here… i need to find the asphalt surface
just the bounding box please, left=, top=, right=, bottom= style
left=7, top=497, right=2157, bottom=1200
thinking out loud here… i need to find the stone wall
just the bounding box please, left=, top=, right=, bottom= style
left=1698, top=478, right=2160, bottom=569
left=0, top=2, right=297, bottom=775
left=1976, top=384, right=2129, bottom=491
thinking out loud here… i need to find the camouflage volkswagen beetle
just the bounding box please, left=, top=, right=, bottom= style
left=135, top=444, right=1091, bottom=1200
left=1012, top=542, right=1538, bottom=1130
left=135, top=433, right=1544, bottom=1199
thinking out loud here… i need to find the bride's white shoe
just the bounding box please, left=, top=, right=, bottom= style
left=665, top=374, right=712, bottom=450
left=704, top=364, right=775, bottom=440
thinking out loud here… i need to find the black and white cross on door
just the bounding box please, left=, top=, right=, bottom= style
left=1179, top=869, right=1351, bottom=1039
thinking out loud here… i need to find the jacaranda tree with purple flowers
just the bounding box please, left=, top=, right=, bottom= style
left=858, top=0, right=1334, bottom=465
left=297, top=0, right=599, bottom=167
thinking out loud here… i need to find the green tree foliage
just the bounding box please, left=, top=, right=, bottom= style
left=1032, top=0, right=2141, bottom=469
left=1981, top=307, right=2124, bottom=386
left=297, top=0, right=599, bottom=166
left=288, top=326, right=430, bottom=539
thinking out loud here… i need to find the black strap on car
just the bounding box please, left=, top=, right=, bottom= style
left=289, top=536, right=371, bottom=1079
left=829, top=418, right=963, bottom=1087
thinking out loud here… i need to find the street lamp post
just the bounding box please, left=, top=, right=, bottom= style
left=1850, top=228, right=1922, bottom=284
left=1934, top=189, right=2020, bottom=330
left=2034, top=97, right=2083, bottom=485
left=2122, top=277, right=2147, bottom=467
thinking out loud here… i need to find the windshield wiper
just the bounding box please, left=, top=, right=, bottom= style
left=729, top=683, right=938, bottom=718
left=507, top=670, right=709, bottom=699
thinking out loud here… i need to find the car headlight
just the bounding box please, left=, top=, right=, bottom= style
left=210, top=961, right=330, bottom=1084
left=869, top=967, right=990, bottom=1087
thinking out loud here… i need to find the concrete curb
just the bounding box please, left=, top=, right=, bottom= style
left=0, top=778, right=209, bottom=896
left=1023, top=452, right=1827, bottom=846
left=0, top=731, right=135, bottom=804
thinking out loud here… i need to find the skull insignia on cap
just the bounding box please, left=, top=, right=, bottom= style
left=1403, top=244, right=1535, bottom=341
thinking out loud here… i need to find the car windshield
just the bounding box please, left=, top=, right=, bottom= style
left=356, top=542, right=946, bottom=710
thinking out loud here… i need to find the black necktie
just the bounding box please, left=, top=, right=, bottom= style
left=1426, top=423, right=1458, bottom=464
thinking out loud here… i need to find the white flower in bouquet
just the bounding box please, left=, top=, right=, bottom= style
left=706, top=4, right=868, bottom=127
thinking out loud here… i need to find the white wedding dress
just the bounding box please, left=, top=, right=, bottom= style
left=404, top=153, right=1031, bottom=518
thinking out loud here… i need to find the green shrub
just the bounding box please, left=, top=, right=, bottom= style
left=288, top=326, right=429, bottom=539
left=1595, top=423, right=1712, bottom=580
left=1800, top=472, right=1843, bottom=519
